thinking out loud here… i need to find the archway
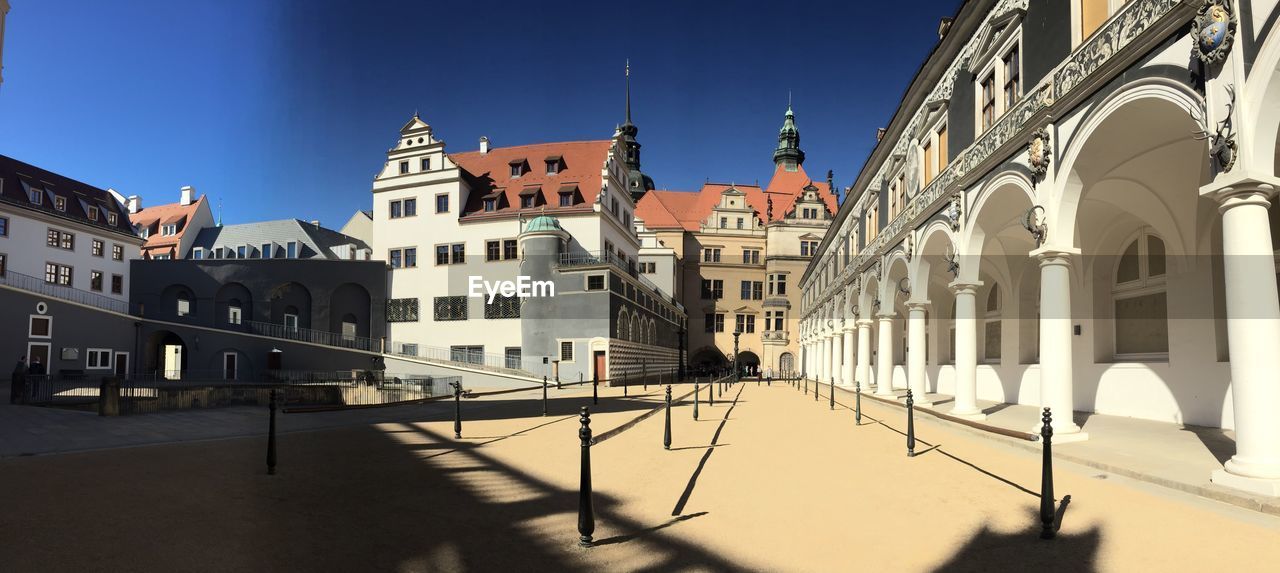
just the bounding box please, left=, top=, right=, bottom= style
left=736, top=350, right=761, bottom=376
left=270, top=282, right=312, bottom=331
left=330, top=283, right=372, bottom=339
left=215, top=282, right=252, bottom=329
left=144, top=330, right=187, bottom=380
left=778, top=352, right=795, bottom=376
left=690, top=346, right=727, bottom=375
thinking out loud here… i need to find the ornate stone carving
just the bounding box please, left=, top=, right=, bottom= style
left=1191, top=84, right=1238, bottom=175
left=896, top=277, right=911, bottom=298
left=945, top=193, right=963, bottom=232
left=1191, top=0, right=1236, bottom=64
left=1054, top=0, right=1181, bottom=101
left=1027, top=127, right=1052, bottom=185
left=1022, top=205, right=1047, bottom=248
left=944, top=245, right=960, bottom=279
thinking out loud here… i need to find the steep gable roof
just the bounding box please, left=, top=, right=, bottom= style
left=129, top=195, right=209, bottom=251
left=449, top=140, right=612, bottom=220
left=0, top=153, right=138, bottom=239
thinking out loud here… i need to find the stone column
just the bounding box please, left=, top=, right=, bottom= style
left=856, top=319, right=873, bottom=389
left=841, top=324, right=856, bottom=387
left=950, top=281, right=985, bottom=419
left=906, top=302, right=931, bottom=406
left=1032, top=246, right=1085, bottom=439
left=824, top=333, right=835, bottom=386
left=831, top=330, right=844, bottom=386
left=1204, top=180, right=1280, bottom=496
left=875, top=315, right=895, bottom=396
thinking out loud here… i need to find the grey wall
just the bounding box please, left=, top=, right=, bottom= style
left=1, top=288, right=138, bottom=377
left=1023, top=0, right=1072, bottom=88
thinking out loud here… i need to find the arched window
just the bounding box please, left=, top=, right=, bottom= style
left=227, top=298, right=243, bottom=326
left=1113, top=228, right=1168, bottom=358
left=617, top=311, right=629, bottom=340
left=948, top=303, right=957, bottom=365
left=984, top=286, right=1001, bottom=362
left=176, top=291, right=193, bottom=317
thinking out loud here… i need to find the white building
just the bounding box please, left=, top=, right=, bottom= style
left=798, top=0, right=1280, bottom=497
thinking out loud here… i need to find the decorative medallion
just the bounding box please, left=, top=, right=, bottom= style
left=1022, top=205, right=1047, bottom=248
left=945, top=193, right=963, bottom=232
left=896, top=277, right=911, bottom=298
left=943, top=246, right=960, bottom=279
left=1027, top=127, right=1051, bottom=185
left=904, top=234, right=915, bottom=262
left=1192, top=0, right=1236, bottom=64
left=1192, top=84, right=1239, bottom=175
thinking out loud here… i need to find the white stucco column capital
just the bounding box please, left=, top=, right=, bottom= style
left=1198, top=171, right=1280, bottom=208
left=948, top=280, right=983, bottom=295
left=1030, top=246, right=1080, bottom=267
left=905, top=300, right=931, bottom=311
left=856, top=318, right=874, bottom=328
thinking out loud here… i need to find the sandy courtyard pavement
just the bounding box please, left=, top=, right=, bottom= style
left=0, top=381, right=1277, bottom=572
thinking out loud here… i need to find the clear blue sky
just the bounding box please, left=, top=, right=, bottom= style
left=0, top=0, right=961, bottom=228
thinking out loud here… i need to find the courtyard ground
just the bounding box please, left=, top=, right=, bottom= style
left=0, top=380, right=1277, bottom=572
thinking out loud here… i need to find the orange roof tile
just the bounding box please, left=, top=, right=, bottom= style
left=129, top=195, right=208, bottom=250
left=450, top=141, right=612, bottom=220
left=635, top=163, right=838, bottom=232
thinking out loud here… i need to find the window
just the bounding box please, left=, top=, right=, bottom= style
left=742, top=249, right=760, bottom=264
left=86, top=349, right=112, bottom=370
left=162, top=224, right=177, bottom=236
left=521, top=195, right=535, bottom=209
left=193, top=248, right=205, bottom=260
left=389, top=247, right=416, bottom=268
left=980, top=73, right=996, bottom=131
left=938, top=124, right=948, bottom=171
left=30, top=189, right=42, bottom=205
left=400, top=343, right=419, bottom=356
left=504, top=348, right=522, bottom=369
left=111, top=274, right=123, bottom=294
left=451, top=243, right=465, bottom=264
left=139, top=227, right=150, bottom=239
left=765, top=310, right=786, bottom=331
left=736, top=217, right=744, bottom=229
left=1002, top=46, right=1020, bottom=110
left=29, top=315, right=51, bottom=338
left=47, top=229, right=74, bottom=250
left=922, top=140, right=934, bottom=185
left=485, top=294, right=520, bottom=319
left=237, top=245, right=247, bottom=259
left=88, top=206, right=99, bottom=222
left=91, top=239, right=104, bottom=257
left=399, top=161, right=409, bottom=174
left=801, top=240, right=820, bottom=257
left=769, top=274, right=788, bottom=296
left=701, top=279, right=723, bottom=300
left=451, top=345, right=484, bottom=365
left=435, top=245, right=449, bottom=265
left=229, top=304, right=242, bottom=325
left=865, top=205, right=879, bottom=243
left=261, top=243, right=273, bottom=258
left=1113, top=229, right=1169, bottom=357
left=421, top=157, right=431, bottom=171
left=284, top=313, right=299, bottom=333
left=545, top=159, right=560, bottom=175
left=90, top=271, right=103, bottom=292
left=390, top=200, right=403, bottom=219
left=436, top=194, right=449, bottom=213
left=286, top=242, right=298, bottom=259
left=0, top=253, right=6, bottom=277
left=484, top=198, right=497, bottom=212
left=704, top=313, right=725, bottom=333
left=434, top=296, right=469, bottom=321
left=985, top=286, right=1002, bottom=362
left=503, top=239, right=518, bottom=260
left=702, top=248, right=721, bottom=263
left=559, top=192, right=573, bottom=207
left=486, top=240, right=501, bottom=262
left=719, top=217, right=727, bottom=229
left=108, top=212, right=117, bottom=226
left=44, top=263, right=72, bottom=286
left=560, top=341, right=574, bottom=362
left=403, top=198, right=416, bottom=217
left=510, top=161, right=526, bottom=178
left=1080, top=0, right=1111, bottom=41
left=386, top=298, right=420, bottom=322
left=740, top=280, right=763, bottom=300
left=54, top=196, right=66, bottom=211
left=736, top=314, right=756, bottom=334
left=0, top=216, right=7, bottom=236
left=639, top=262, right=656, bottom=274
left=177, top=294, right=191, bottom=316
left=586, top=275, right=606, bottom=291
left=112, top=244, right=124, bottom=261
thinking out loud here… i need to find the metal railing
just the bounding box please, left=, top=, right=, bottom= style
left=0, top=269, right=128, bottom=314
left=556, top=251, right=684, bottom=310
left=244, top=320, right=380, bottom=352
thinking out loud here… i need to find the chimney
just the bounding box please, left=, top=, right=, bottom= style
left=479, top=136, right=490, bottom=155
left=310, top=220, right=321, bottom=228
left=876, top=128, right=887, bottom=142
left=179, top=185, right=195, bottom=206
left=127, top=195, right=141, bottom=214
left=938, top=17, right=953, bottom=39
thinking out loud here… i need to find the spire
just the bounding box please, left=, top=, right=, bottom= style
left=773, top=100, right=805, bottom=169
left=618, top=59, right=653, bottom=198
left=625, top=59, right=632, bottom=126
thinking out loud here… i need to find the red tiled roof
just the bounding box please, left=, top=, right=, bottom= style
left=450, top=141, right=612, bottom=220
left=635, top=163, right=837, bottom=231
left=130, top=195, right=207, bottom=250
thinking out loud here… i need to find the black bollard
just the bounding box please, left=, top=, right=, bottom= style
left=542, top=375, right=548, bottom=417
left=592, top=375, right=599, bottom=405
left=855, top=381, right=862, bottom=424
left=767, top=376, right=771, bottom=387
left=266, top=388, right=278, bottom=475
left=830, top=377, right=835, bottom=410
left=694, top=380, right=700, bottom=420
left=556, top=373, right=561, bottom=390
left=708, top=376, right=714, bottom=406
left=578, top=407, right=595, bottom=547
left=452, top=381, right=463, bottom=439
left=814, top=376, right=818, bottom=402
left=1040, top=407, right=1056, bottom=540
left=624, top=370, right=629, bottom=397
left=663, top=385, right=672, bottom=450
left=906, top=389, right=916, bottom=457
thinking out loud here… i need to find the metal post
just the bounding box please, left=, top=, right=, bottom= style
left=663, top=385, right=672, bottom=450
left=855, top=381, right=862, bottom=424
left=906, top=389, right=916, bottom=457
left=592, top=373, right=599, bottom=405
left=830, top=376, right=835, bottom=410
left=578, top=407, right=595, bottom=547
left=267, top=389, right=277, bottom=475
left=624, top=370, right=629, bottom=397
left=542, top=375, right=548, bottom=417
left=693, top=379, right=700, bottom=420
left=452, top=381, right=462, bottom=439
left=557, top=372, right=561, bottom=390
left=804, top=377, right=808, bottom=395
left=1040, top=407, right=1056, bottom=540
left=642, top=359, right=647, bottom=390
left=708, top=376, right=714, bottom=406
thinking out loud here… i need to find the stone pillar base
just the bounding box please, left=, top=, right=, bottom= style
left=1212, top=469, right=1280, bottom=497
left=948, top=409, right=987, bottom=421
left=1032, top=425, right=1090, bottom=443
left=899, top=394, right=932, bottom=407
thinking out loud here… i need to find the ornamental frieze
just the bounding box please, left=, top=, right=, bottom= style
left=1053, top=0, right=1181, bottom=101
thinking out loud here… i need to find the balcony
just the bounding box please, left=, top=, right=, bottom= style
left=761, top=330, right=789, bottom=344
left=557, top=251, right=684, bottom=311
left=0, top=269, right=128, bottom=314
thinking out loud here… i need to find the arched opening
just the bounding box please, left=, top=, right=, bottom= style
left=690, top=346, right=727, bottom=374
left=144, top=330, right=187, bottom=380
left=736, top=350, right=760, bottom=376
left=161, top=284, right=197, bottom=322
left=215, top=282, right=252, bottom=329
left=330, top=283, right=372, bottom=339
left=778, top=352, right=795, bottom=375
left=270, top=283, right=312, bottom=332
left=617, top=310, right=630, bottom=340
left=983, top=282, right=1002, bottom=363
left=1111, top=228, right=1168, bottom=358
